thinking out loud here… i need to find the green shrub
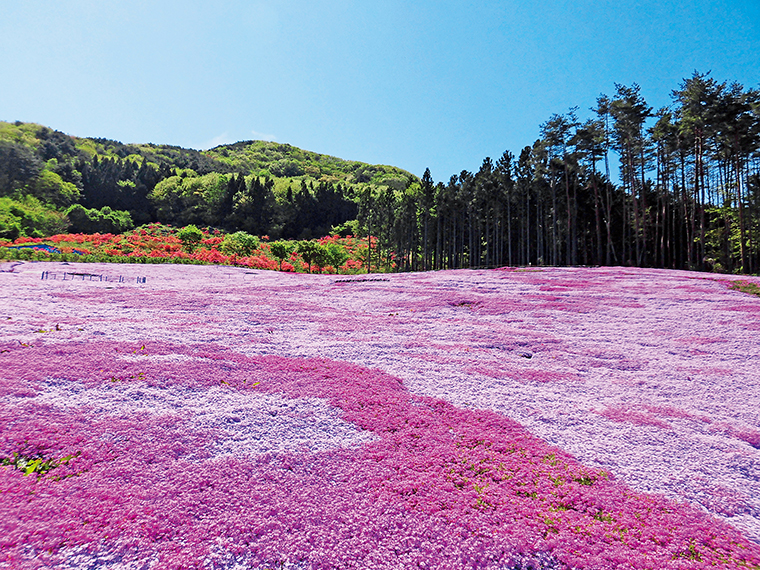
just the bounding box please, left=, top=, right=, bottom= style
left=730, top=280, right=760, bottom=297
left=270, top=241, right=294, bottom=270
left=220, top=231, right=259, bottom=257
left=0, top=195, right=69, bottom=238
left=177, top=225, right=204, bottom=252
left=64, top=204, right=134, bottom=234
left=325, top=242, right=349, bottom=273
left=313, top=244, right=332, bottom=273
left=296, top=241, right=321, bottom=273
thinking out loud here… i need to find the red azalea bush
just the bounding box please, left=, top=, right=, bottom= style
left=0, top=225, right=372, bottom=274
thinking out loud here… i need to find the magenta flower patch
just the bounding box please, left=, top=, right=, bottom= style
left=2, top=261, right=760, bottom=568
left=2, top=341, right=758, bottom=569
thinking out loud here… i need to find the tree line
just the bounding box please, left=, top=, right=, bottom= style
left=359, top=72, right=760, bottom=274
left=2, top=71, right=760, bottom=274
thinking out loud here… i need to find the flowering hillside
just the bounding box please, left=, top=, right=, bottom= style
left=0, top=225, right=375, bottom=274
left=1, top=262, right=759, bottom=569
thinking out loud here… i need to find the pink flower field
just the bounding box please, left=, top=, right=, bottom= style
left=1, top=261, right=760, bottom=569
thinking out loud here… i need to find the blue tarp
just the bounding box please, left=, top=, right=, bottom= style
left=6, top=245, right=86, bottom=255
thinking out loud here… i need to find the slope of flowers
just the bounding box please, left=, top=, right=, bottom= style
left=2, top=341, right=759, bottom=569
left=1, top=261, right=760, bottom=569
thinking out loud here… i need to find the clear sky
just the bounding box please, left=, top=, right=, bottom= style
left=1, top=0, right=759, bottom=182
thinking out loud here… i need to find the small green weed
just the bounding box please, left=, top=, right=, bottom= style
left=729, top=280, right=760, bottom=297
left=593, top=511, right=615, bottom=523
left=1, top=451, right=81, bottom=479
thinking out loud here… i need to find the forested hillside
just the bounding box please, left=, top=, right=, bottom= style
left=0, top=121, right=413, bottom=241
left=2, top=71, right=760, bottom=274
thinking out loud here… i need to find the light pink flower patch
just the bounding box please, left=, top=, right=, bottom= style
left=1, top=341, right=759, bottom=569
left=2, top=261, right=760, bottom=568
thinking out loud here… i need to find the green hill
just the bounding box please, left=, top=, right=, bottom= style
left=206, top=140, right=412, bottom=188
left=0, top=121, right=417, bottom=239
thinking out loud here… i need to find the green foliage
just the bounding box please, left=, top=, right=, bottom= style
left=204, top=140, right=413, bottom=188
left=0, top=139, right=43, bottom=195
left=148, top=172, right=229, bottom=227
left=311, top=243, right=331, bottom=273
left=296, top=240, right=321, bottom=273
left=1, top=451, right=81, bottom=480
left=177, top=224, right=204, bottom=252
left=294, top=241, right=350, bottom=273
left=33, top=166, right=81, bottom=206
left=269, top=240, right=294, bottom=270
left=729, top=280, right=760, bottom=297
left=0, top=195, right=69, bottom=239
left=219, top=231, right=259, bottom=256
left=226, top=176, right=276, bottom=236
left=0, top=121, right=404, bottom=243
left=64, top=204, right=134, bottom=234
left=702, top=205, right=748, bottom=274
left=331, top=220, right=361, bottom=237
left=270, top=159, right=304, bottom=177
left=325, top=241, right=349, bottom=272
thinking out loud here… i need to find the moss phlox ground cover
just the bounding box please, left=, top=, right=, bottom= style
left=1, top=261, right=760, bottom=569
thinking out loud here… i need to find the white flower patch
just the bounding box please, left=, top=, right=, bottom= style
left=32, top=378, right=376, bottom=459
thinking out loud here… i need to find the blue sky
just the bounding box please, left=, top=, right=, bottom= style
left=1, top=0, right=759, bottom=182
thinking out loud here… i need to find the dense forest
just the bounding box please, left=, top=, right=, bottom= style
left=1, top=71, right=759, bottom=274
left=0, top=124, right=412, bottom=242
left=361, top=72, right=760, bottom=274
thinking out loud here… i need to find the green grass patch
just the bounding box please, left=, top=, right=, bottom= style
left=729, top=280, right=760, bottom=297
